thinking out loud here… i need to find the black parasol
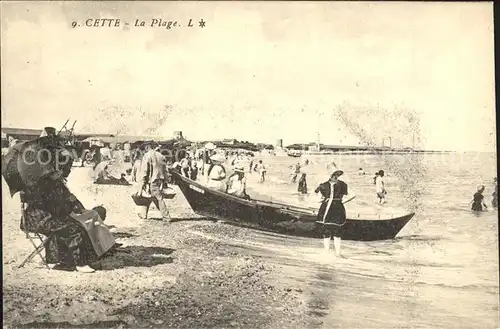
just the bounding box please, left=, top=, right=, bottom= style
left=1, top=136, right=70, bottom=197
left=1, top=142, right=26, bottom=197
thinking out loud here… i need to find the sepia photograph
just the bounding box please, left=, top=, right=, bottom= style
left=1, top=1, right=497, bottom=328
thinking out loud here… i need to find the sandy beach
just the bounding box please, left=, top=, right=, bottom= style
left=2, top=165, right=317, bottom=329
left=4, top=153, right=499, bottom=329
left=2, top=2, right=497, bottom=328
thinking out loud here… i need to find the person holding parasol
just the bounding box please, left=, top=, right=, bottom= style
left=2, top=127, right=113, bottom=273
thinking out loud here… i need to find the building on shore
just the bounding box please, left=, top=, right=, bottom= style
left=173, top=131, right=183, bottom=139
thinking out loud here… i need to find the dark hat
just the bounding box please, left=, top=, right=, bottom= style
left=331, top=170, right=344, bottom=178
left=40, top=127, right=57, bottom=137
left=378, top=170, right=385, bottom=176
left=143, top=140, right=158, bottom=148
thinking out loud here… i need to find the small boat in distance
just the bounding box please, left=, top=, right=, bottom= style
left=286, top=150, right=302, bottom=157
left=173, top=172, right=414, bottom=241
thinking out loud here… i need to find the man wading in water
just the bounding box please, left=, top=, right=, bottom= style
left=315, top=170, right=356, bottom=257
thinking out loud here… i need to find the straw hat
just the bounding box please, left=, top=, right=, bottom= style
left=205, top=142, right=217, bottom=150
left=331, top=170, right=344, bottom=178
left=143, top=140, right=157, bottom=148
left=40, top=127, right=56, bottom=137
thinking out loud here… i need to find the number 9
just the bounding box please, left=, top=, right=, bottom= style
left=72, top=21, right=77, bottom=28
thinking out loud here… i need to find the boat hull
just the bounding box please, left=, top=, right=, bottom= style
left=174, top=173, right=414, bottom=241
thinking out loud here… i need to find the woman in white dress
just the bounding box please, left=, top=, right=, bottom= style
left=226, top=166, right=250, bottom=199
left=206, top=154, right=227, bottom=191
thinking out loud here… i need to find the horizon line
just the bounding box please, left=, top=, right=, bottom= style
left=1, top=125, right=495, bottom=154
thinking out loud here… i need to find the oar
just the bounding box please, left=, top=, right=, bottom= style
left=253, top=199, right=317, bottom=213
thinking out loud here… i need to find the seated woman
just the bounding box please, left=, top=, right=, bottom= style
left=94, top=165, right=129, bottom=185
left=21, top=171, right=99, bottom=273
left=226, top=166, right=250, bottom=199
left=14, top=130, right=116, bottom=273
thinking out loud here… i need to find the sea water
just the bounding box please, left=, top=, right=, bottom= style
left=220, top=152, right=499, bottom=328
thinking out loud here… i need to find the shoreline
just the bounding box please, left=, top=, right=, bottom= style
left=3, top=162, right=498, bottom=329
left=2, top=171, right=313, bottom=329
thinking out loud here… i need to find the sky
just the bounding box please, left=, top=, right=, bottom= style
left=1, top=2, right=496, bottom=151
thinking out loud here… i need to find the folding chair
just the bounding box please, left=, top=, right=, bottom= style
left=17, top=194, right=53, bottom=269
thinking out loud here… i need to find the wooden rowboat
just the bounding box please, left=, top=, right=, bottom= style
left=174, top=172, right=414, bottom=241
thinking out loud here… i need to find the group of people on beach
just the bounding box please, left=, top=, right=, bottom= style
left=130, top=146, right=359, bottom=257
left=6, top=126, right=497, bottom=274
left=289, top=162, right=387, bottom=206
left=130, top=144, right=258, bottom=207
left=191, top=152, right=356, bottom=257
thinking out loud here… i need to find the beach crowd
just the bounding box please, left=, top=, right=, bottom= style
left=2, top=128, right=497, bottom=272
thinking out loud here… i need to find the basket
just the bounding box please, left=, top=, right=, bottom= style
left=131, top=192, right=152, bottom=206
left=162, top=192, right=176, bottom=199
left=162, top=187, right=176, bottom=200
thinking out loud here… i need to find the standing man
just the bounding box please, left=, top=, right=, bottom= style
left=254, top=160, right=267, bottom=183
left=315, top=170, right=356, bottom=257
left=375, top=170, right=387, bottom=204
left=180, top=153, right=191, bottom=178
left=141, top=141, right=171, bottom=221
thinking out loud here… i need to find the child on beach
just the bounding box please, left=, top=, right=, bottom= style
left=470, top=185, right=488, bottom=212
left=254, top=160, right=267, bottom=183
left=290, top=162, right=301, bottom=183
left=375, top=170, right=387, bottom=204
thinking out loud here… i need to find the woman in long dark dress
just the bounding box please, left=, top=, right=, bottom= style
left=470, top=185, right=488, bottom=212
left=315, top=170, right=356, bottom=257
left=19, top=139, right=100, bottom=273
left=298, top=173, right=308, bottom=194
